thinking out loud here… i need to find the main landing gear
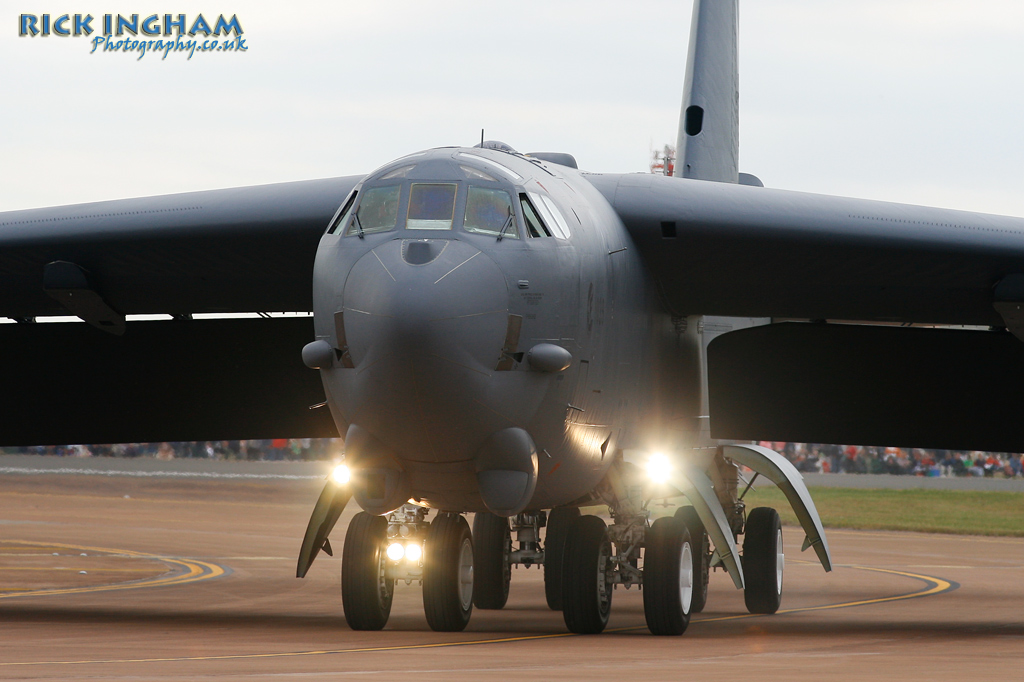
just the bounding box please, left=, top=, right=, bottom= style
left=474, top=509, right=570, bottom=610
left=559, top=502, right=696, bottom=636
left=423, top=513, right=474, bottom=631
left=335, top=502, right=783, bottom=634
left=338, top=505, right=583, bottom=632
left=340, top=504, right=475, bottom=633
left=543, top=506, right=580, bottom=610
left=341, top=512, right=394, bottom=630
left=554, top=448, right=797, bottom=635
left=472, top=512, right=511, bottom=609
left=674, top=505, right=710, bottom=613
left=557, top=505, right=784, bottom=635
left=300, top=445, right=822, bottom=635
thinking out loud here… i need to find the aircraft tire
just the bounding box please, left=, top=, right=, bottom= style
left=423, top=513, right=474, bottom=631
left=674, top=505, right=710, bottom=613
left=341, top=511, right=394, bottom=631
left=544, top=506, right=581, bottom=610
left=643, top=516, right=694, bottom=635
left=471, top=512, right=511, bottom=609
left=561, top=515, right=613, bottom=634
left=743, top=507, right=784, bottom=614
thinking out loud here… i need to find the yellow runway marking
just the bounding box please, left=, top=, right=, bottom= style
left=0, top=541, right=227, bottom=600
left=0, top=567, right=164, bottom=573
left=0, top=562, right=955, bottom=668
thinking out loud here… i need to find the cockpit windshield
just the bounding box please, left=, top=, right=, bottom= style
left=348, top=185, right=400, bottom=235
left=336, top=151, right=538, bottom=239
left=464, top=187, right=516, bottom=238
left=408, top=183, right=457, bottom=230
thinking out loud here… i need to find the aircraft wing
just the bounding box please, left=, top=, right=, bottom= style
left=590, top=173, right=1024, bottom=452
left=1, top=177, right=360, bottom=320
left=588, top=172, right=1024, bottom=327
left=0, top=177, right=360, bottom=445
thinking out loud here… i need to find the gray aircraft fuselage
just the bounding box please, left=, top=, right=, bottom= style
left=311, top=146, right=671, bottom=515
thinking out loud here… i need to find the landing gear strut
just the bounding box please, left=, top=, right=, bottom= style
left=476, top=507, right=587, bottom=613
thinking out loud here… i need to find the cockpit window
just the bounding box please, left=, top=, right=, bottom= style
left=533, top=194, right=571, bottom=239
left=456, top=153, right=523, bottom=180
left=520, top=194, right=551, bottom=238
left=347, top=185, right=400, bottom=236
left=327, top=190, right=357, bottom=235
left=465, top=187, right=517, bottom=238
left=459, top=165, right=497, bottom=182
left=408, top=183, right=457, bottom=230
left=380, top=165, right=415, bottom=180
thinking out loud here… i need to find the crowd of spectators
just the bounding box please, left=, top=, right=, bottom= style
left=763, top=441, right=1024, bottom=478
left=5, top=439, right=1023, bottom=479
left=3, top=439, right=342, bottom=461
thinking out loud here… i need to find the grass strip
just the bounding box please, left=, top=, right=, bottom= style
left=740, top=486, right=1024, bottom=537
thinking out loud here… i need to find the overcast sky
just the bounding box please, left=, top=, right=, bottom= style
left=3, top=0, right=1024, bottom=216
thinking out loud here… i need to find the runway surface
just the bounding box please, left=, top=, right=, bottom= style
left=1, top=471, right=1021, bottom=681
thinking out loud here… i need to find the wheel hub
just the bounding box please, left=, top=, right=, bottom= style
left=458, top=537, right=474, bottom=610
left=775, top=529, right=784, bottom=594
left=679, top=541, right=693, bottom=613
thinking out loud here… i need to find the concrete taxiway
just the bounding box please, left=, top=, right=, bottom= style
left=0, top=462, right=1021, bottom=681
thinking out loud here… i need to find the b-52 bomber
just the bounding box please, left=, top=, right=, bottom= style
left=3, top=0, right=1024, bottom=635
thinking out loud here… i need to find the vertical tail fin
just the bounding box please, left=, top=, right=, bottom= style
left=674, top=0, right=739, bottom=183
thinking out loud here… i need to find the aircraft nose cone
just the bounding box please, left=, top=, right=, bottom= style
left=344, top=239, right=508, bottom=363
left=339, top=239, right=513, bottom=462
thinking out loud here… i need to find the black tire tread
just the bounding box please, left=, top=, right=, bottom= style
left=743, top=506, right=783, bottom=614
left=674, top=505, right=710, bottom=613
left=423, top=513, right=474, bottom=632
left=341, top=512, right=393, bottom=631
left=643, top=516, right=693, bottom=636
left=562, top=515, right=612, bottom=634
left=544, top=507, right=581, bottom=611
left=472, top=512, right=511, bottom=609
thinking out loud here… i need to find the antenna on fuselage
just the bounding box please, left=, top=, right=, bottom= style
left=481, top=129, right=485, bottom=146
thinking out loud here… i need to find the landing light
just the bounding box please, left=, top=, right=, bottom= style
left=331, top=464, right=351, bottom=486
left=386, top=542, right=422, bottom=563
left=646, top=452, right=673, bottom=484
